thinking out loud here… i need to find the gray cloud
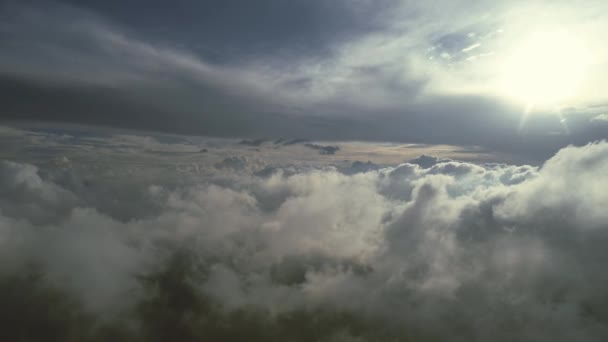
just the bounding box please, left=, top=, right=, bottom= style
left=0, top=160, right=77, bottom=224
left=1, top=0, right=607, bottom=162
left=304, top=143, right=341, bottom=155
left=57, top=0, right=398, bottom=63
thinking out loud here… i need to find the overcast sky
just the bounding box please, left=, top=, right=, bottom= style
left=1, top=0, right=608, bottom=161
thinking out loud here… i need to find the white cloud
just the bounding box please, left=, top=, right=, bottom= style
left=0, top=160, right=77, bottom=224
left=591, top=113, right=608, bottom=123
left=1, top=135, right=608, bottom=340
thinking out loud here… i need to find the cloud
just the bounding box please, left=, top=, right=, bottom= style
left=304, top=143, right=341, bottom=155
left=0, top=160, right=77, bottom=224
left=407, top=154, right=452, bottom=168
left=340, top=161, right=382, bottom=175
left=1, top=134, right=608, bottom=340
left=239, top=139, right=268, bottom=147
left=1, top=0, right=607, bottom=337
left=214, top=156, right=251, bottom=171
left=591, top=113, right=608, bottom=123
left=2, top=1, right=607, bottom=160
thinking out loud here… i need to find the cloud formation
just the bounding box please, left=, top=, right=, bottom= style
left=1, top=0, right=607, bottom=159
left=304, top=143, right=341, bottom=155
left=2, top=130, right=608, bottom=340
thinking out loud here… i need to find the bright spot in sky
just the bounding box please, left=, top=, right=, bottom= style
left=499, top=30, right=591, bottom=108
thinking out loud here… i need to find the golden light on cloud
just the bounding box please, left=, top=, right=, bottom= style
left=498, top=30, right=592, bottom=108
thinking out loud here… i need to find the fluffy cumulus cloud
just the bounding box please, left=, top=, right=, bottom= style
left=1, top=131, right=608, bottom=341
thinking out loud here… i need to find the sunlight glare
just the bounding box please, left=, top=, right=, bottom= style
left=499, top=30, right=591, bottom=108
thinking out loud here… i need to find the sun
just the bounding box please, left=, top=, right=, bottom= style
left=498, top=30, right=591, bottom=108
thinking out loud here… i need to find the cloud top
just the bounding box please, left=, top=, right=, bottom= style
left=1, top=129, right=608, bottom=340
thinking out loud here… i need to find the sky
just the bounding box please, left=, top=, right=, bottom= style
left=1, top=0, right=608, bottom=160
left=2, top=1, right=608, bottom=341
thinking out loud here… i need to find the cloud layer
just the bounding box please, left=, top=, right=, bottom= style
left=1, top=127, right=608, bottom=340
left=1, top=0, right=607, bottom=159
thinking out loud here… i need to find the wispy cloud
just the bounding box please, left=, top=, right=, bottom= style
left=591, top=113, right=608, bottom=123
left=0, top=0, right=607, bottom=158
